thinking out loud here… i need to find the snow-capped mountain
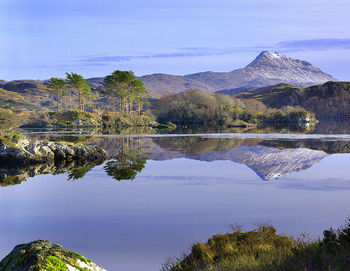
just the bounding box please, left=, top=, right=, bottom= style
left=137, top=51, right=337, bottom=96
left=243, top=51, right=336, bottom=86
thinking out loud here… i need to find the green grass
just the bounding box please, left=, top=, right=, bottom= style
left=44, top=256, right=67, bottom=271
left=73, top=266, right=89, bottom=271
left=71, top=251, right=92, bottom=263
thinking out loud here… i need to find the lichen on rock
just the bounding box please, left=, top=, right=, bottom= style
left=0, top=240, right=106, bottom=271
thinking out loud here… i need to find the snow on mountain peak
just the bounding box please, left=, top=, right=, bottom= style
left=247, top=51, right=291, bottom=67
left=244, top=51, right=337, bottom=84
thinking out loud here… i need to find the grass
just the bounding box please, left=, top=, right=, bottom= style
left=165, top=219, right=350, bottom=271
left=0, top=131, right=25, bottom=148
left=43, top=256, right=67, bottom=271
left=71, top=251, right=92, bottom=263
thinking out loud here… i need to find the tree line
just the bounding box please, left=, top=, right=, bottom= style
left=47, top=70, right=150, bottom=114
left=153, top=89, right=313, bottom=125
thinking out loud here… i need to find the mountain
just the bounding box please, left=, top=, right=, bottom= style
left=1, top=51, right=337, bottom=99
left=82, top=51, right=336, bottom=97
left=139, top=51, right=337, bottom=96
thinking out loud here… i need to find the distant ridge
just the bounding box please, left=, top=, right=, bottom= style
left=1, top=51, right=338, bottom=98
left=138, top=51, right=337, bottom=96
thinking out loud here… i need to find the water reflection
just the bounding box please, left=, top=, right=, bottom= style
left=0, top=137, right=151, bottom=185
left=67, top=166, right=94, bottom=181
left=103, top=138, right=150, bottom=181
left=0, top=160, right=106, bottom=186
left=3, top=134, right=350, bottom=184
left=1, top=132, right=350, bottom=270
left=93, top=136, right=350, bottom=180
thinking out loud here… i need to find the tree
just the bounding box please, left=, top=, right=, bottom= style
left=66, top=72, right=93, bottom=111
left=103, top=70, right=149, bottom=113
left=47, top=77, right=67, bottom=111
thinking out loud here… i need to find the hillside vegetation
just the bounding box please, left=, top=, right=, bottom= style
left=153, top=89, right=315, bottom=127
left=0, top=71, right=348, bottom=131
left=236, top=81, right=350, bottom=118
left=165, top=219, right=350, bottom=271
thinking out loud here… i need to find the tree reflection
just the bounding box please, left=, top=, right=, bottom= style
left=68, top=166, right=92, bottom=181
left=104, top=137, right=150, bottom=181
left=0, top=159, right=106, bottom=187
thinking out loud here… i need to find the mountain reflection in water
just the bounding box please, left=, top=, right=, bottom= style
left=3, top=134, right=350, bottom=184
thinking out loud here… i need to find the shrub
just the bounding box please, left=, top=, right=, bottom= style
left=153, top=89, right=267, bottom=125
left=165, top=219, right=350, bottom=271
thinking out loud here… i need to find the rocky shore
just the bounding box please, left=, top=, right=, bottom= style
left=0, top=135, right=108, bottom=166
left=0, top=240, right=106, bottom=271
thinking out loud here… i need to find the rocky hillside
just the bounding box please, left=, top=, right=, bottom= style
left=0, top=240, right=106, bottom=271
left=235, top=81, right=350, bottom=118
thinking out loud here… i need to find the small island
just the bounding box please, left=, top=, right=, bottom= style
left=0, top=69, right=324, bottom=133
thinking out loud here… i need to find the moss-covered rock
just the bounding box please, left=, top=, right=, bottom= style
left=0, top=240, right=106, bottom=271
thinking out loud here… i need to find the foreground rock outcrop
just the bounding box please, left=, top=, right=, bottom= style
left=0, top=135, right=108, bottom=166
left=0, top=240, right=106, bottom=271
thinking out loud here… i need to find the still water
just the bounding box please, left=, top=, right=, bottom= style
left=1, top=128, right=350, bottom=270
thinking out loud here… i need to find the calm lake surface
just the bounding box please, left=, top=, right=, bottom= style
left=1, top=122, right=350, bottom=270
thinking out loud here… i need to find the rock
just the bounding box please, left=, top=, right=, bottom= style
left=55, top=149, right=66, bottom=160
left=0, top=137, right=108, bottom=166
left=0, top=240, right=106, bottom=271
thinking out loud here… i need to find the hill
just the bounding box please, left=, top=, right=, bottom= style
left=0, top=80, right=56, bottom=129
left=235, top=81, right=350, bottom=118
left=0, top=80, right=54, bottom=111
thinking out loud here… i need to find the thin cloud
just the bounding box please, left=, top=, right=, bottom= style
left=82, top=55, right=134, bottom=62
left=278, top=38, right=350, bottom=51
left=74, top=38, right=350, bottom=64
left=80, top=45, right=274, bottom=63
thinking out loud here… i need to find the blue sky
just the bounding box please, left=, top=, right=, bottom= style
left=0, top=0, right=349, bottom=80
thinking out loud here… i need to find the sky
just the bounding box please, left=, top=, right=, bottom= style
left=0, top=0, right=349, bottom=80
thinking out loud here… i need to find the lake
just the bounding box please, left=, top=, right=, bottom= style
left=1, top=123, right=350, bottom=270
